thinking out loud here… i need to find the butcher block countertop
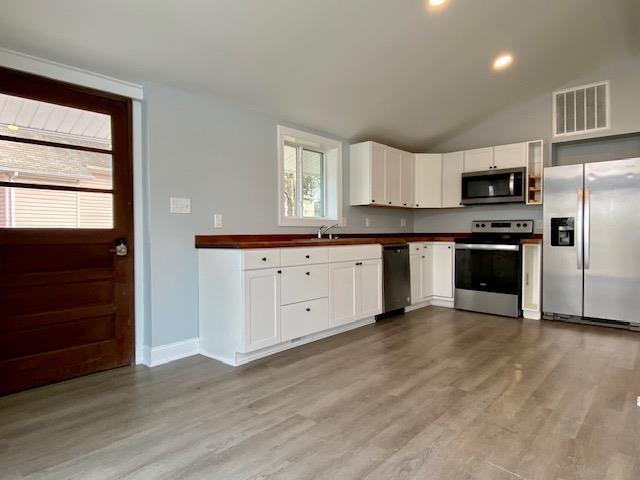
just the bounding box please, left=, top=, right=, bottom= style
left=195, top=233, right=543, bottom=249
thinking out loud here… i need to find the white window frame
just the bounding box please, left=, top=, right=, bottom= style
left=277, top=125, right=343, bottom=227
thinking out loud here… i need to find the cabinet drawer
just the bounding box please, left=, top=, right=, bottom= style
left=281, top=264, right=329, bottom=305
left=328, top=245, right=381, bottom=263
left=281, top=297, right=329, bottom=341
left=281, top=247, right=329, bottom=267
left=242, top=249, right=281, bottom=270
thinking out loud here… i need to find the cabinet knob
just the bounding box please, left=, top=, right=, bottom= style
left=262, top=257, right=267, bottom=261
left=305, top=255, right=310, bottom=259
left=448, top=246, right=451, bottom=249
left=306, top=272, right=310, bottom=276
left=388, top=201, right=392, bottom=205
left=355, top=262, right=363, bottom=266
left=416, top=204, right=419, bottom=207
left=372, top=199, right=376, bottom=203
left=306, top=308, right=311, bottom=312
left=422, top=256, right=425, bottom=259
left=277, top=270, right=282, bottom=274
left=403, top=203, right=407, bottom=206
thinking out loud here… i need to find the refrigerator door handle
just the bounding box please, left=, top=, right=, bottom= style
left=584, top=187, right=591, bottom=270
left=576, top=187, right=584, bottom=269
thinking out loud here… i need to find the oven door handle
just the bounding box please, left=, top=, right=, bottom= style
left=455, top=244, right=520, bottom=252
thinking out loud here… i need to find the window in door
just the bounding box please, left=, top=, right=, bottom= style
left=0, top=93, right=113, bottom=228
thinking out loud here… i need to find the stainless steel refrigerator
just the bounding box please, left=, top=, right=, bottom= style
left=543, top=157, right=640, bottom=330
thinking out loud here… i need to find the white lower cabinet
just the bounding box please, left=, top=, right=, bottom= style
left=409, top=242, right=454, bottom=308
left=281, top=297, right=329, bottom=342
left=242, top=268, right=281, bottom=353
left=329, top=258, right=383, bottom=327
left=199, top=245, right=382, bottom=367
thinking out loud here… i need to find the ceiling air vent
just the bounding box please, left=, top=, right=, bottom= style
left=553, top=81, right=610, bottom=137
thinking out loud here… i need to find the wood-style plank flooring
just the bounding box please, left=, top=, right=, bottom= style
left=1, top=307, right=639, bottom=479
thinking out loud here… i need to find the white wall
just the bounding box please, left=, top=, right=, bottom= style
left=414, top=56, right=640, bottom=233
left=143, top=82, right=413, bottom=346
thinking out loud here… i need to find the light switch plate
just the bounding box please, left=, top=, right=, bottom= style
left=170, top=197, right=191, bottom=214
left=214, top=214, right=223, bottom=229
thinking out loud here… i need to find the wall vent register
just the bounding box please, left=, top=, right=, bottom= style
left=553, top=81, right=609, bottom=137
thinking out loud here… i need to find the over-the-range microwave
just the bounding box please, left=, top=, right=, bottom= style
left=461, top=167, right=526, bottom=205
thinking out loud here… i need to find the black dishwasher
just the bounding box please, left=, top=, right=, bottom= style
left=379, top=244, right=410, bottom=318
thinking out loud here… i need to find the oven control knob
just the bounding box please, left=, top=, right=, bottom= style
left=475, top=223, right=480, bottom=228
left=481, top=223, right=486, bottom=227
left=523, top=223, right=528, bottom=227
left=517, top=223, right=521, bottom=227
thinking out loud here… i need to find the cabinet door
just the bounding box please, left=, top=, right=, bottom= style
left=441, top=151, right=464, bottom=208
left=329, top=261, right=358, bottom=326
left=243, top=268, right=281, bottom=352
left=409, top=254, right=423, bottom=304
left=464, top=147, right=494, bottom=173
left=414, top=154, right=442, bottom=208
left=493, top=142, right=526, bottom=170
left=432, top=243, right=454, bottom=298
left=358, top=259, right=383, bottom=318
left=400, top=152, right=414, bottom=208
left=420, top=245, right=433, bottom=298
left=385, top=148, right=402, bottom=206
left=370, top=143, right=386, bottom=205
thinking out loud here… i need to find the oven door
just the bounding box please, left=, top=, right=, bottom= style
left=455, top=244, right=521, bottom=295
left=461, top=168, right=525, bottom=205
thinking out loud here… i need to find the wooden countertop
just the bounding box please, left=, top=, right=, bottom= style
left=195, top=233, right=542, bottom=249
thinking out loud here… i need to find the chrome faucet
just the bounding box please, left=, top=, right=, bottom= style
left=317, top=223, right=340, bottom=239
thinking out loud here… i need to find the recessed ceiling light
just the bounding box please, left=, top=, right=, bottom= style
left=428, top=0, right=448, bottom=8
left=7, top=124, right=19, bottom=131
left=493, top=53, right=514, bottom=71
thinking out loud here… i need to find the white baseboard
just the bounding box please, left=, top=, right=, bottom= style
left=406, top=297, right=455, bottom=312
left=198, top=350, right=236, bottom=367
left=142, top=338, right=200, bottom=367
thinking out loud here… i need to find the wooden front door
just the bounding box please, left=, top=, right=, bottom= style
left=0, top=67, right=134, bottom=395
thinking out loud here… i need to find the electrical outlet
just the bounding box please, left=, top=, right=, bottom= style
left=170, top=197, right=191, bottom=214
left=365, top=217, right=371, bottom=227
left=400, top=217, right=407, bottom=228
left=214, top=214, right=223, bottom=229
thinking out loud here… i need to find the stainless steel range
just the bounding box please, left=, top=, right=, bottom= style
left=454, top=220, right=534, bottom=317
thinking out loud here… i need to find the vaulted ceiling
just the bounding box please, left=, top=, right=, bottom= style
left=1, top=0, right=638, bottom=151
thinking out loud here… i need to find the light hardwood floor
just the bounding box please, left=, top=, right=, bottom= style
left=1, top=307, right=639, bottom=480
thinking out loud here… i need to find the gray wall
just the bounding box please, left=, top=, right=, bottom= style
left=414, top=56, right=640, bottom=233
left=143, top=82, right=413, bottom=347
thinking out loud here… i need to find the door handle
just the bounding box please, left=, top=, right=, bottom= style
left=508, top=173, right=515, bottom=196
left=584, top=187, right=591, bottom=270
left=576, top=188, right=583, bottom=269
left=110, top=238, right=128, bottom=257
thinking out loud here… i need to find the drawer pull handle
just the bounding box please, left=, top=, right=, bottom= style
left=306, top=272, right=310, bottom=276
left=355, top=262, right=363, bottom=266
left=306, top=308, right=311, bottom=312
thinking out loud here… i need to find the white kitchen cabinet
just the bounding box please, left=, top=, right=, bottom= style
left=432, top=243, right=454, bottom=299
left=441, top=151, right=464, bottom=208
left=409, top=242, right=454, bottom=308
left=242, top=268, right=281, bottom=352
left=493, top=142, right=527, bottom=170
left=370, top=142, right=386, bottom=205
left=328, top=261, right=358, bottom=326
left=385, top=148, right=402, bottom=206
left=420, top=244, right=434, bottom=299
left=280, top=264, right=328, bottom=306
left=400, top=152, right=415, bottom=208
left=329, top=258, right=382, bottom=326
left=359, top=259, right=383, bottom=318
left=522, top=243, right=542, bottom=320
left=464, top=147, right=494, bottom=173
left=414, top=154, right=442, bottom=208
left=281, top=297, right=329, bottom=341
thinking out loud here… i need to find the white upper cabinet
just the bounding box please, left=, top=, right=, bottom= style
left=370, top=142, right=386, bottom=205
left=441, top=151, right=464, bottom=208
left=464, top=147, right=494, bottom=173
left=385, top=148, right=402, bottom=207
left=493, top=142, right=527, bottom=170
left=400, top=152, right=415, bottom=208
left=414, top=154, right=442, bottom=208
